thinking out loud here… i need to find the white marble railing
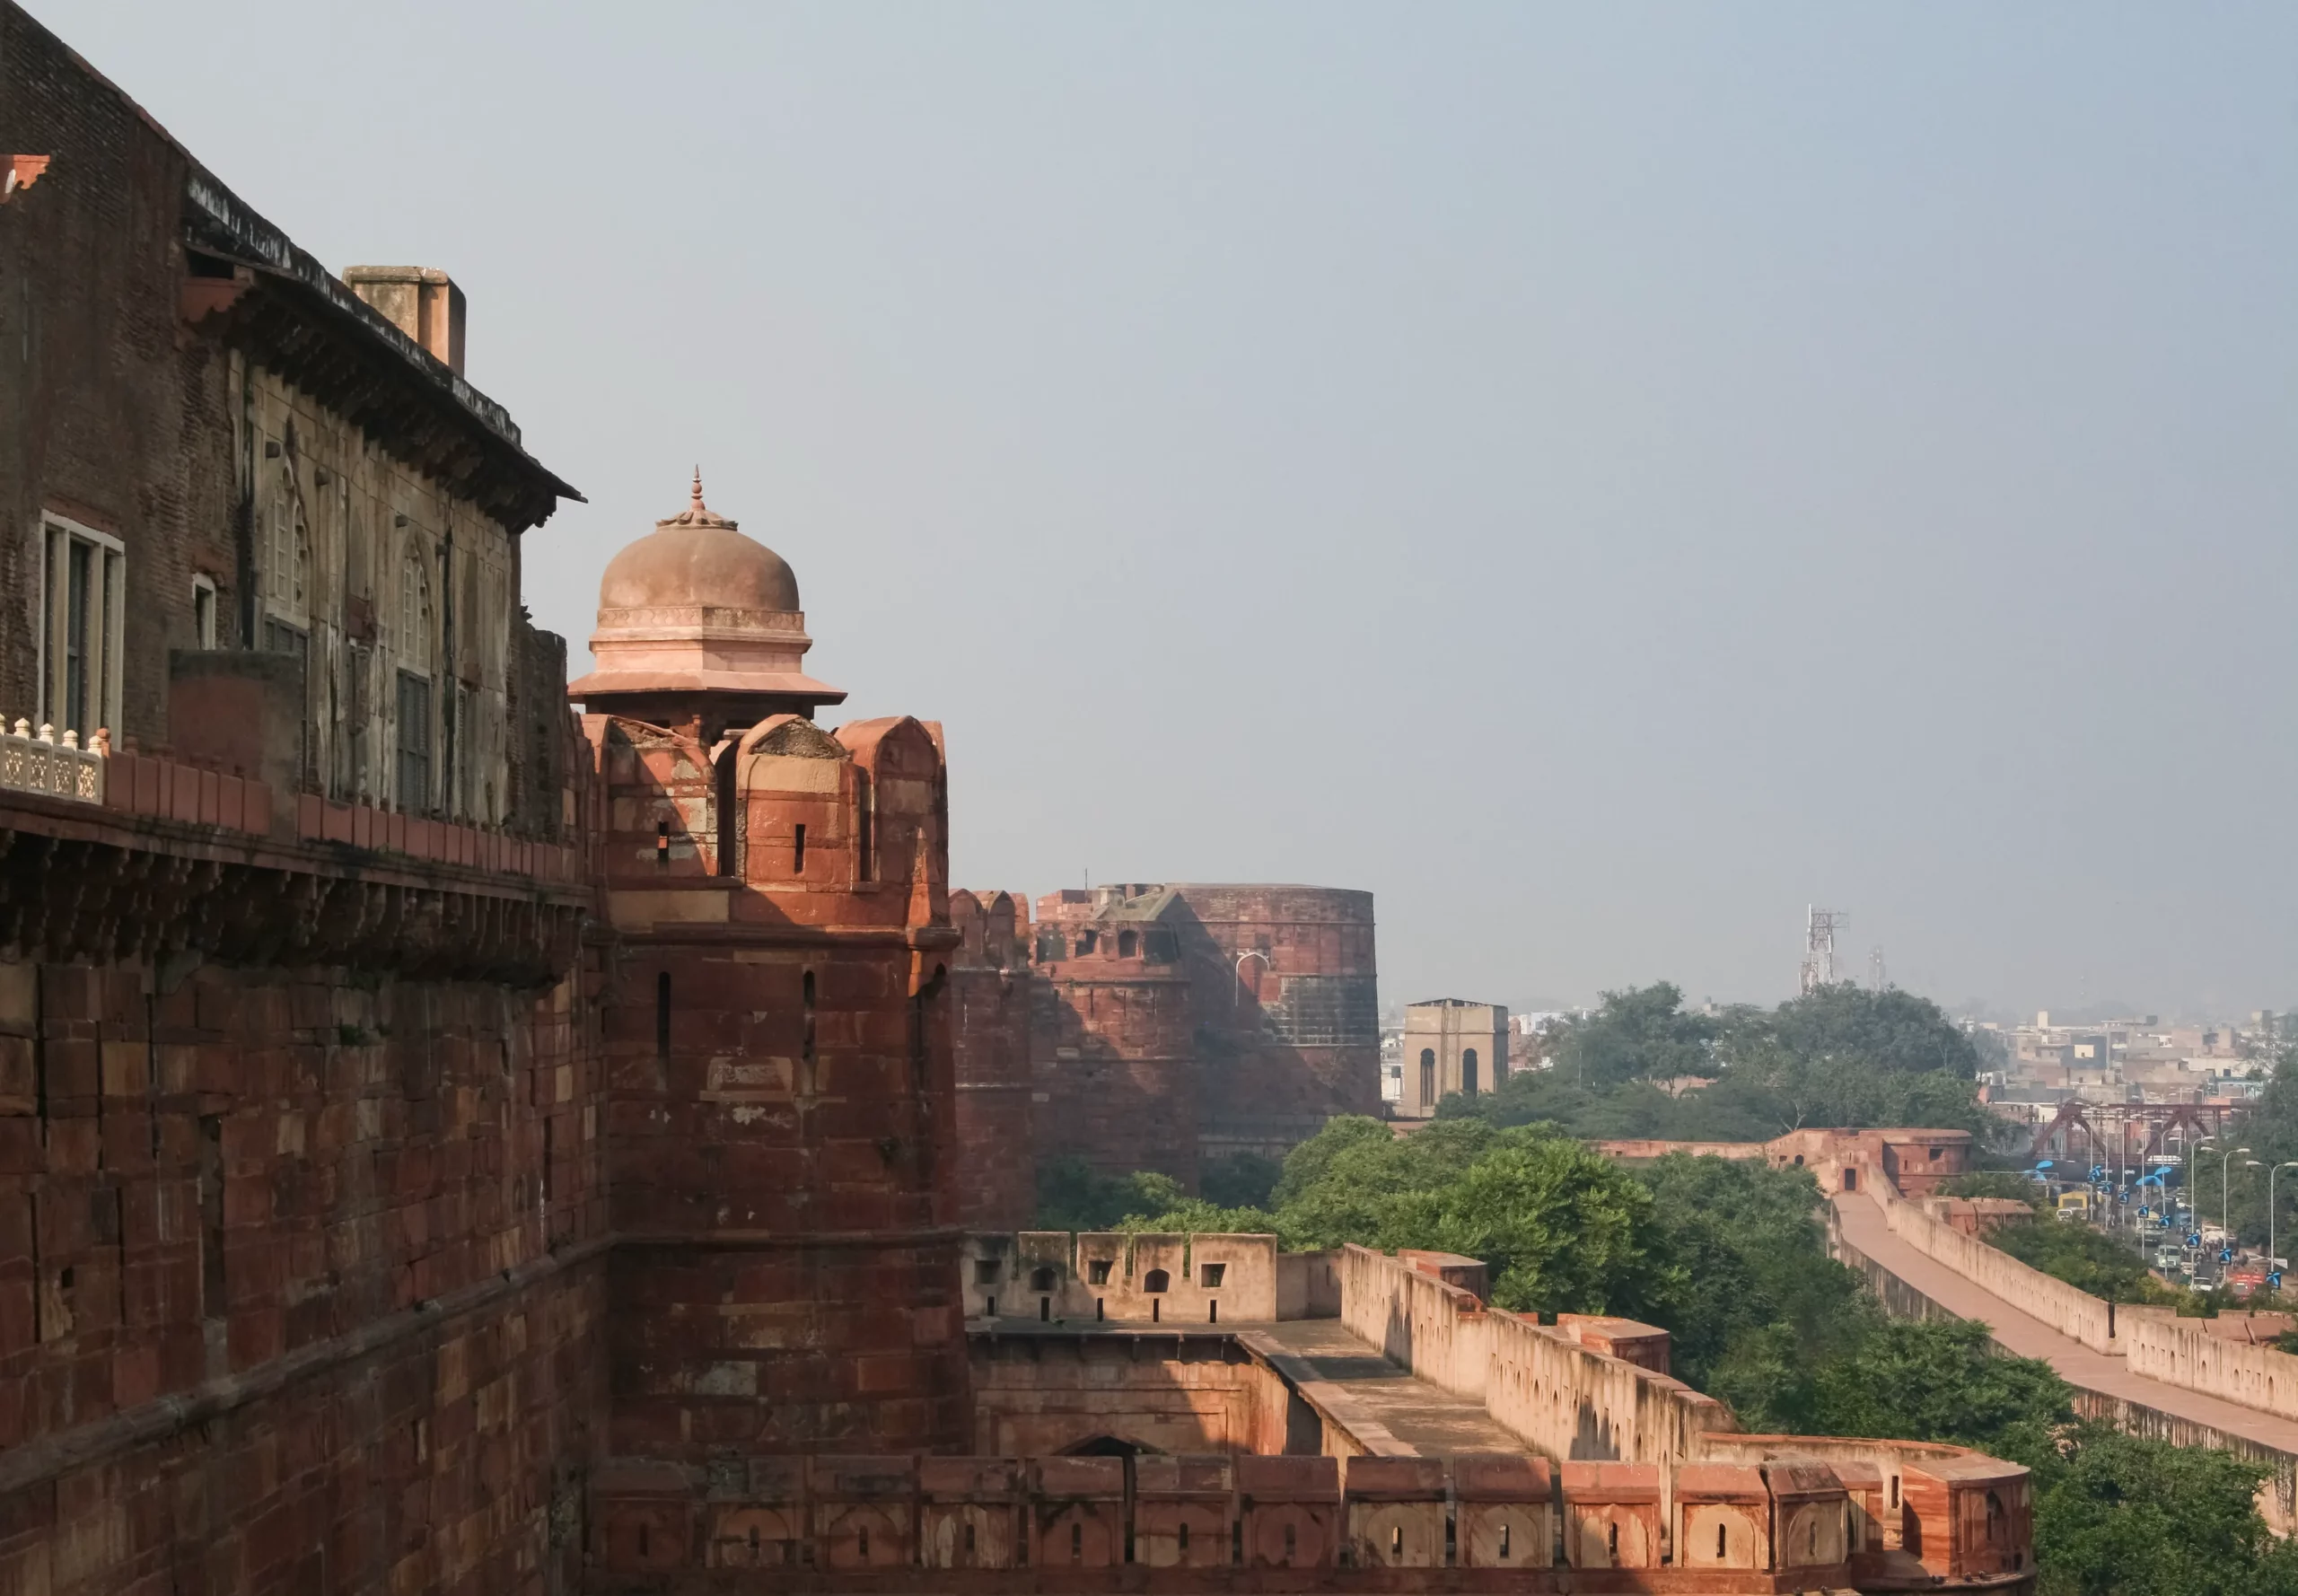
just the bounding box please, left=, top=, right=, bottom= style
left=0, top=721, right=104, bottom=805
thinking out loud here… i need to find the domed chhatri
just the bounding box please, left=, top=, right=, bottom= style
left=596, top=469, right=801, bottom=613
left=568, top=469, right=846, bottom=733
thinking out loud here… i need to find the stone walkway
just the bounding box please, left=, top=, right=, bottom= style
left=1833, top=1189, right=2298, bottom=1457
left=1255, top=1318, right=1528, bottom=1456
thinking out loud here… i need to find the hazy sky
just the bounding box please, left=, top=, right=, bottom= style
left=42, top=2, right=2298, bottom=1019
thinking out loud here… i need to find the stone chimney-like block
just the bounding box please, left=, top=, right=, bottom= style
left=343, top=265, right=466, bottom=373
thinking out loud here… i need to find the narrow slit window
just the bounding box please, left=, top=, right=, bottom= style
left=655, top=971, right=671, bottom=1058
left=1717, top=1522, right=1726, bottom=1559
left=794, top=822, right=806, bottom=875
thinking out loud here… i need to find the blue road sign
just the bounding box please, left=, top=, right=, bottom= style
left=2189, top=1232, right=2205, bottom=1248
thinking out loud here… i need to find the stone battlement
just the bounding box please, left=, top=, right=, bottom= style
left=586, top=1448, right=2025, bottom=1591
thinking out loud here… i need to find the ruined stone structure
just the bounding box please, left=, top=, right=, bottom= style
left=1008, top=882, right=1379, bottom=1197
left=0, top=10, right=2034, bottom=1592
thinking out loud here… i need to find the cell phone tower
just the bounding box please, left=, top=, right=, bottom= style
left=1799, top=905, right=1847, bottom=995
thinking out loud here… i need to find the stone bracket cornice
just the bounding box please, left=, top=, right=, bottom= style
left=0, top=790, right=589, bottom=982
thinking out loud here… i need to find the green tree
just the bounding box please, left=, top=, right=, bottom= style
left=1545, top=983, right=1720, bottom=1091
left=1800, top=1317, right=2072, bottom=1460
left=1200, top=1152, right=1283, bottom=1210
left=1034, top=1157, right=1188, bottom=1232
left=2027, top=1421, right=2298, bottom=1596
left=1939, top=1171, right=2047, bottom=1206
left=1742, top=983, right=1982, bottom=1077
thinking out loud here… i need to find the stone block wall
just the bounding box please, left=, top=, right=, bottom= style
left=1029, top=963, right=1196, bottom=1187
left=1166, top=885, right=1379, bottom=1164
left=0, top=922, right=607, bottom=1596
left=592, top=710, right=971, bottom=1460
left=968, top=1331, right=1293, bottom=1457
left=948, top=891, right=1034, bottom=1231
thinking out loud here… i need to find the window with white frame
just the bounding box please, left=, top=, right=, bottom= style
left=264, top=471, right=309, bottom=621
left=398, top=541, right=432, bottom=662
left=39, top=516, right=125, bottom=740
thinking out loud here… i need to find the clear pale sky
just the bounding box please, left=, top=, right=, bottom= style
left=40, top=2, right=2298, bottom=1020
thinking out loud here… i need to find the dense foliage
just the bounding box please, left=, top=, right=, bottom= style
left=1938, top=1171, right=2048, bottom=1206
left=1436, top=982, right=1996, bottom=1142
left=2025, top=1423, right=2298, bottom=1596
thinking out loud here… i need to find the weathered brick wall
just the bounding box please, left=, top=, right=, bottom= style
left=0, top=935, right=608, bottom=1596
left=1169, top=887, right=1379, bottom=1162
left=1030, top=968, right=1197, bottom=1187
left=0, top=4, right=238, bottom=743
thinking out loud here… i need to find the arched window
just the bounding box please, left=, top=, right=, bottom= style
left=266, top=474, right=309, bottom=623
left=399, top=544, right=433, bottom=662
left=1030, top=1267, right=1057, bottom=1292
left=1142, top=1269, right=1169, bottom=1293
left=1077, top=930, right=1097, bottom=955
left=1463, top=1048, right=1479, bottom=1096
left=1118, top=930, right=1137, bottom=959
left=1419, top=1048, right=1435, bottom=1107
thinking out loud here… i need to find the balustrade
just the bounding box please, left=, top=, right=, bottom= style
left=0, top=719, right=104, bottom=805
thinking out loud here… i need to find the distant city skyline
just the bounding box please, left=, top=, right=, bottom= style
left=45, top=0, right=2298, bottom=1014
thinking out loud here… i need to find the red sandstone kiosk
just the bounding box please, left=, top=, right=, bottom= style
left=572, top=476, right=972, bottom=1455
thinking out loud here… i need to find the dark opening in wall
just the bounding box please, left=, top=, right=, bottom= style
left=655, top=971, right=671, bottom=1058
left=794, top=823, right=806, bottom=875
left=656, top=817, right=670, bottom=864
left=1118, top=930, right=1137, bottom=959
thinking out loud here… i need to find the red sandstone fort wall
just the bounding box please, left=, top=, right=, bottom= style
left=592, top=713, right=972, bottom=1458
left=0, top=944, right=607, bottom=1596
left=1026, top=903, right=1197, bottom=1186
left=949, top=891, right=1035, bottom=1230
left=1167, top=886, right=1379, bottom=1164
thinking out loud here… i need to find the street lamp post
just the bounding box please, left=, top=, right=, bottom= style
left=2230, top=1149, right=2256, bottom=1241
left=2269, top=1162, right=2298, bottom=1281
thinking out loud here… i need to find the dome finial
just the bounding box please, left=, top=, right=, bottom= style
left=691, top=464, right=706, bottom=513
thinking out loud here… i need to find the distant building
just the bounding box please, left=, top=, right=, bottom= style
left=1399, top=999, right=1510, bottom=1119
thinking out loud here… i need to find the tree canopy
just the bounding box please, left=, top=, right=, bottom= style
left=1440, top=982, right=1995, bottom=1142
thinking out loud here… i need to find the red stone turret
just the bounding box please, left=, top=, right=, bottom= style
left=578, top=479, right=969, bottom=1456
